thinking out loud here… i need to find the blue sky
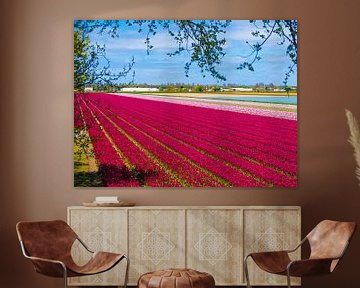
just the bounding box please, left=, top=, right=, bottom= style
left=84, top=20, right=297, bottom=86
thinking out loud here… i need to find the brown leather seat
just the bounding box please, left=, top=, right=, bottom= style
left=16, top=220, right=129, bottom=288
left=138, top=268, right=215, bottom=288
left=244, top=220, right=356, bottom=288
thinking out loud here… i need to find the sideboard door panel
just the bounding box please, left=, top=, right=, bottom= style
left=186, top=209, right=243, bottom=285
left=128, top=209, right=186, bottom=284
left=68, top=208, right=127, bottom=286
left=243, top=209, right=301, bottom=286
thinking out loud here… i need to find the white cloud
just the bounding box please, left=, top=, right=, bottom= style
left=105, top=31, right=178, bottom=51
left=226, top=27, right=257, bottom=42
left=226, top=21, right=290, bottom=46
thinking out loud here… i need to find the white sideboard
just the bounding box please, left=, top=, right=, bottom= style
left=67, top=206, right=301, bottom=286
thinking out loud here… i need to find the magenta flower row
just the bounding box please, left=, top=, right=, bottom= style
left=98, top=94, right=297, bottom=149
left=84, top=99, right=225, bottom=187
left=92, top=105, right=260, bottom=187
left=101, top=105, right=297, bottom=186
left=88, top=93, right=296, bottom=181
left=74, top=96, right=84, bottom=129
left=89, top=93, right=297, bottom=167
left=113, top=100, right=297, bottom=163
left=86, top=96, right=296, bottom=187
left=75, top=92, right=297, bottom=187
left=78, top=99, right=140, bottom=187
left=116, top=93, right=297, bottom=120
left=84, top=101, right=183, bottom=187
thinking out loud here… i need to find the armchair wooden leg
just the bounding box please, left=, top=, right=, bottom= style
left=244, top=255, right=252, bottom=288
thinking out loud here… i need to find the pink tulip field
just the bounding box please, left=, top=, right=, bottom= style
left=74, top=93, right=297, bottom=187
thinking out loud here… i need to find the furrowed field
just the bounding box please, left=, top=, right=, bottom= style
left=74, top=93, right=297, bottom=187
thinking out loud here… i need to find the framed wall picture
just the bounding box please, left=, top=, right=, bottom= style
left=74, top=20, right=297, bottom=188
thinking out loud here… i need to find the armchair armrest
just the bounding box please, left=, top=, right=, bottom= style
left=287, top=258, right=336, bottom=277
left=19, top=240, right=67, bottom=277
left=76, top=236, right=94, bottom=254
left=247, top=251, right=292, bottom=274
left=246, top=236, right=306, bottom=259
left=25, top=255, right=67, bottom=278
left=285, top=237, right=307, bottom=253
left=287, top=239, right=351, bottom=277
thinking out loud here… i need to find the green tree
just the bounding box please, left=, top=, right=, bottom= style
left=238, top=20, right=297, bottom=90
left=74, top=29, right=134, bottom=91
left=74, top=20, right=297, bottom=89
left=194, top=85, right=204, bottom=92
left=74, top=30, right=90, bottom=91
left=74, top=20, right=231, bottom=83
left=211, top=85, right=221, bottom=92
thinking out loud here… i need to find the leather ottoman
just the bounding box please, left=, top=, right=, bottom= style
left=138, top=268, right=215, bottom=288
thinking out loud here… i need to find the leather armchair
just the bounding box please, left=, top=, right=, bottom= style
left=16, top=220, right=129, bottom=288
left=244, top=220, right=356, bottom=288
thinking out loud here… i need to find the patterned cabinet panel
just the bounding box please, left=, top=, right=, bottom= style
left=187, top=209, right=243, bottom=285
left=128, top=209, right=186, bottom=284
left=243, top=209, right=301, bottom=286
left=68, top=208, right=127, bottom=286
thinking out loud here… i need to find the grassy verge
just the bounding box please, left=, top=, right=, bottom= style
left=74, top=130, right=104, bottom=187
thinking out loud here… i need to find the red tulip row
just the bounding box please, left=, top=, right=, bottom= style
left=74, top=95, right=84, bottom=129
left=86, top=98, right=266, bottom=187
left=89, top=94, right=297, bottom=161
left=87, top=93, right=297, bottom=170
left=98, top=93, right=297, bottom=140
left=77, top=99, right=141, bottom=187
left=87, top=97, right=295, bottom=187
left=106, top=106, right=296, bottom=186
left=76, top=92, right=297, bottom=187
left=84, top=99, right=227, bottom=187
left=82, top=99, right=184, bottom=187
left=102, top=101, right=297, bottom=173
left=97, top=94, right=297, bottom=182
left=125, top=100, right=297, bottom=147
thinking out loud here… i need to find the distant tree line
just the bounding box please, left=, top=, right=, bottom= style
left=88, top=83, right=297, bottom=93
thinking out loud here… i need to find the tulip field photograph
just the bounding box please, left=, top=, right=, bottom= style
left=74, top=20, right=298, bottom=187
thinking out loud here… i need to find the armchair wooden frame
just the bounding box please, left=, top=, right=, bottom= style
left=244, top=220, right=356, bottom=288
left=16, top=220, right=129, bottom=288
